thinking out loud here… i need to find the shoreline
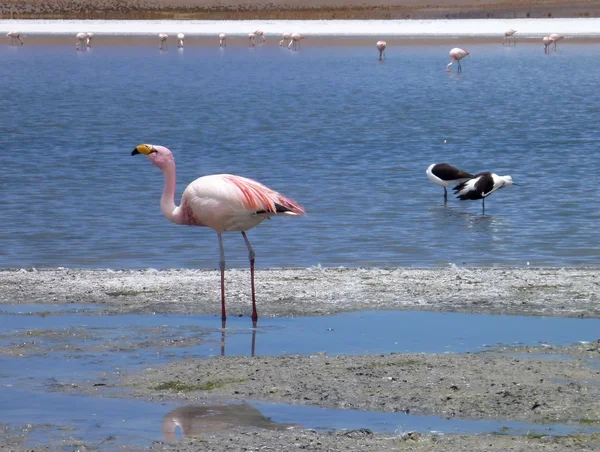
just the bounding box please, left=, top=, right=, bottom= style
left=1, top=267, right=599, bottom=318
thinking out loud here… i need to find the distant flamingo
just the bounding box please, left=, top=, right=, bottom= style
left=159, top=33, right=168, bottom=50
left=254, top=29, right=266, bottom=44
left=279, top=32, right=292, bottom=47
left=76, top=32, right=87, bottom=51
left=219, top=33, right=227, bottom=47
left=446, top=48, right=469, bottom=72
left=131, top=144, right=305, bottom=323
left=177, top=33, right=185, bottom=48
left=288, top=33, right=304, bottom=51
left=376, top=40, right=387, bottom=60
left=7, top=31, right=23, bottom=46
left=86, top=32, right=94, bottom=48
left=543, top=36, right=554, bottom=54
left=503, top=28, right=517, bottom=46
left=248, top=33, right=256, bottom=47
left=550, top=33, right=564, bottom=51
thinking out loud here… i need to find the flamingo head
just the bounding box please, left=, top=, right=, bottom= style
left=132, top=144, right=174, bottom=170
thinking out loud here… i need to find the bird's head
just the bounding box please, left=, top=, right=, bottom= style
left=131, top=144, right=174, bottom=170
left=502, top=175, right=515, bottom=187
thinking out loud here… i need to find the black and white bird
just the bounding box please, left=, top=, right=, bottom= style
left=426, top=163, right=474, bottom=201
left=453, top=172, right=515, bottom=212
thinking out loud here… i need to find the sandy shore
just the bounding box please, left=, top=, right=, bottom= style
left=1, top=268, right=600, bottom=450
left=1, top=267, right=599, bottom=318
left=2, top=0, right=600, bottom=20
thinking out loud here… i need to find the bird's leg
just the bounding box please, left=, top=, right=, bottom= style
left=218, top=232, right=227, bottom=321
left=444, top=187, right=448, bottom=202
left=482, top=198, right=486, bottom=214
left=242, top=231, right=258, bottom=322
left=458, top=61, right=462, bottom=72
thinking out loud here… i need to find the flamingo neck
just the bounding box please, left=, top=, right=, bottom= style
left=159, top=162, right=184, bottom=224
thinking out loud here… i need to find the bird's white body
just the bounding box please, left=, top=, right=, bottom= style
left=550, top=33, right=564, bottom=50
left=280, top=32, right=292, bottom=46
left=86, top=32, right=94, bottom=47
left=159, top=33, right=168, bottom=50
left=503, top=28, right=516, bottom=46
left=76, top=32, right=87, bottom=50
left=254, top=29, right=266, bottom=43
left=543, top=36, right=554, bottom=53
left=7, top=30, right=24, bottom=45
left=446, top=48, right=469, bottom=72
left=426, top=163, right=472, bottom=189
left=453, top=172, right=515, bottom=212
left=288, top=33, right=303, bottom=50
left=219, top=33, right=227, bottom=47
left=177, top=33, right=185, bottom=48
left=376, top=40, right=387, bottom=60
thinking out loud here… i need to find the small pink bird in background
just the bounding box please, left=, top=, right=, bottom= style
left=280, top=32, right=292, bottom=47
left=503, top=28, right=517, bottom=46
left=288, top=32, right=304, bottom=50
left=446, top=47, right=469, bottom=72
left=219, top=33, right=227, bottom=47
left=248, top=33, right=256, bottom=47
left=76, top=32, right=87, bottom=51
left=376, top=40, right=387, bottom=60
left=254, top=29, right=266, bottom=44
left=131, top=144, right=305, bottom=323
left=86, top=32, right=94, bottom=48
left=543, top=36, right=554, bottom=54
left=159, top=33, right=168, bottom=50
left=177, top=33, right=185, bottom=48
left=7, top=31, right=24, bottom=46
left=549, top=33, right=564, bottom=51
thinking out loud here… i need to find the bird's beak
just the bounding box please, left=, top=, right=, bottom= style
left=132, top=144, right=153, bottom=156
left=512, top=183, right=520, bottom=186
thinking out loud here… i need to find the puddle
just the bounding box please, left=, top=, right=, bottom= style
left=3, top=387, right=598, bottom=449
left=1, top=307, right=599, bottom=447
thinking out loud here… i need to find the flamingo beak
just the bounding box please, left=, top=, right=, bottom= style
left=131, top=144, right=154, bottom=156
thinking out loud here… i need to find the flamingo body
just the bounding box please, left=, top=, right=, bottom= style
left=219, top=33, right=227, bottom=47
left=86, top=32, right=94, bottom=48
left=503, top=28, right=516, bottom=46
left=288, top=33, right=304, bottom=50
left=280, top=32, right=292, bottom=46
left=543, top=36, right=554, bottom=53
left=549, top=33, right=564, bottom=51
left=177, top=33, right=185, bottom=48
left=376, top=40, right=387, bottom=60
left=7, top=31, right=24, bottom=45
left=131, top=144, right=304, bottom=322
left=248, top=33, right=256, bottom=47
left=254, top=29, right=266, bottom=43
left=76, top=32, right=87, bottom=50
left=446, top=47, right=469, bottom=72
left=159, top=33, right=168, bottom=50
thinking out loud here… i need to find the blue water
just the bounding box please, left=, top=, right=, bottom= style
left=1, top=43, right=600, bottom=269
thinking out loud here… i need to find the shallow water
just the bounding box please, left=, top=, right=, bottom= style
left=1, top=307, right=599, bottom=446
left=1, top=43, right=600, bottom=269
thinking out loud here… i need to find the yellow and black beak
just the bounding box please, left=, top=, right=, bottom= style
left=131, top=144, right=155, bottom=156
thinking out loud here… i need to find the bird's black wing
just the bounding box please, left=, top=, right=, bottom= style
left=433, top=163, right=473, bottom=181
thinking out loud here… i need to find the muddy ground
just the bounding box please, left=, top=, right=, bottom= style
left=0, top=268, right=599, bottom=451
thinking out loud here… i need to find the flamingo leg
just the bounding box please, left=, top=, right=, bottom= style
left=242, top=231, right=258, bottom=321
left=458, top=60, right=462, bottom=72
left=218, top=232, right=227, bottom=321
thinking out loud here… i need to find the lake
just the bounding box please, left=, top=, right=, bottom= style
left=1, top=42, right=599, bottom=269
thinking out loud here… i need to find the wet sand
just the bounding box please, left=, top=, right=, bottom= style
left=1, top=268, right=600, bottom=450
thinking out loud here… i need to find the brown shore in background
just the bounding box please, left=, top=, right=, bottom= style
left=1, top=0, right=600, bottom=20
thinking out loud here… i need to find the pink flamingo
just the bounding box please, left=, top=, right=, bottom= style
left=248, top=33, right=256, bottom=47
left=503, top=28, right=517, bottom=46
left=254, top=29, right=266, bottom=44
left=159, top=33, right=168, bottom=50
left=219, top=33, right=227, bottom=47
left=376, top=40, right=387, bottom=60
left=288, top=33, right=304, bottom=51
left=86, top=32, right=94, bottom=48
left=279, top=32, right=292, bottom=47
left=7, top=31, right=23, bottom=46
left=177, top=33, right=185, bottom=48
left=76, top=32, right=87, bottom=51
left=446, top=48, right=469, bottom=73
left=550, top=33, right=564, bottom=51
left=543, top=36, right=554, bottom=54
left=131, top=144, right=305, bottom=323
